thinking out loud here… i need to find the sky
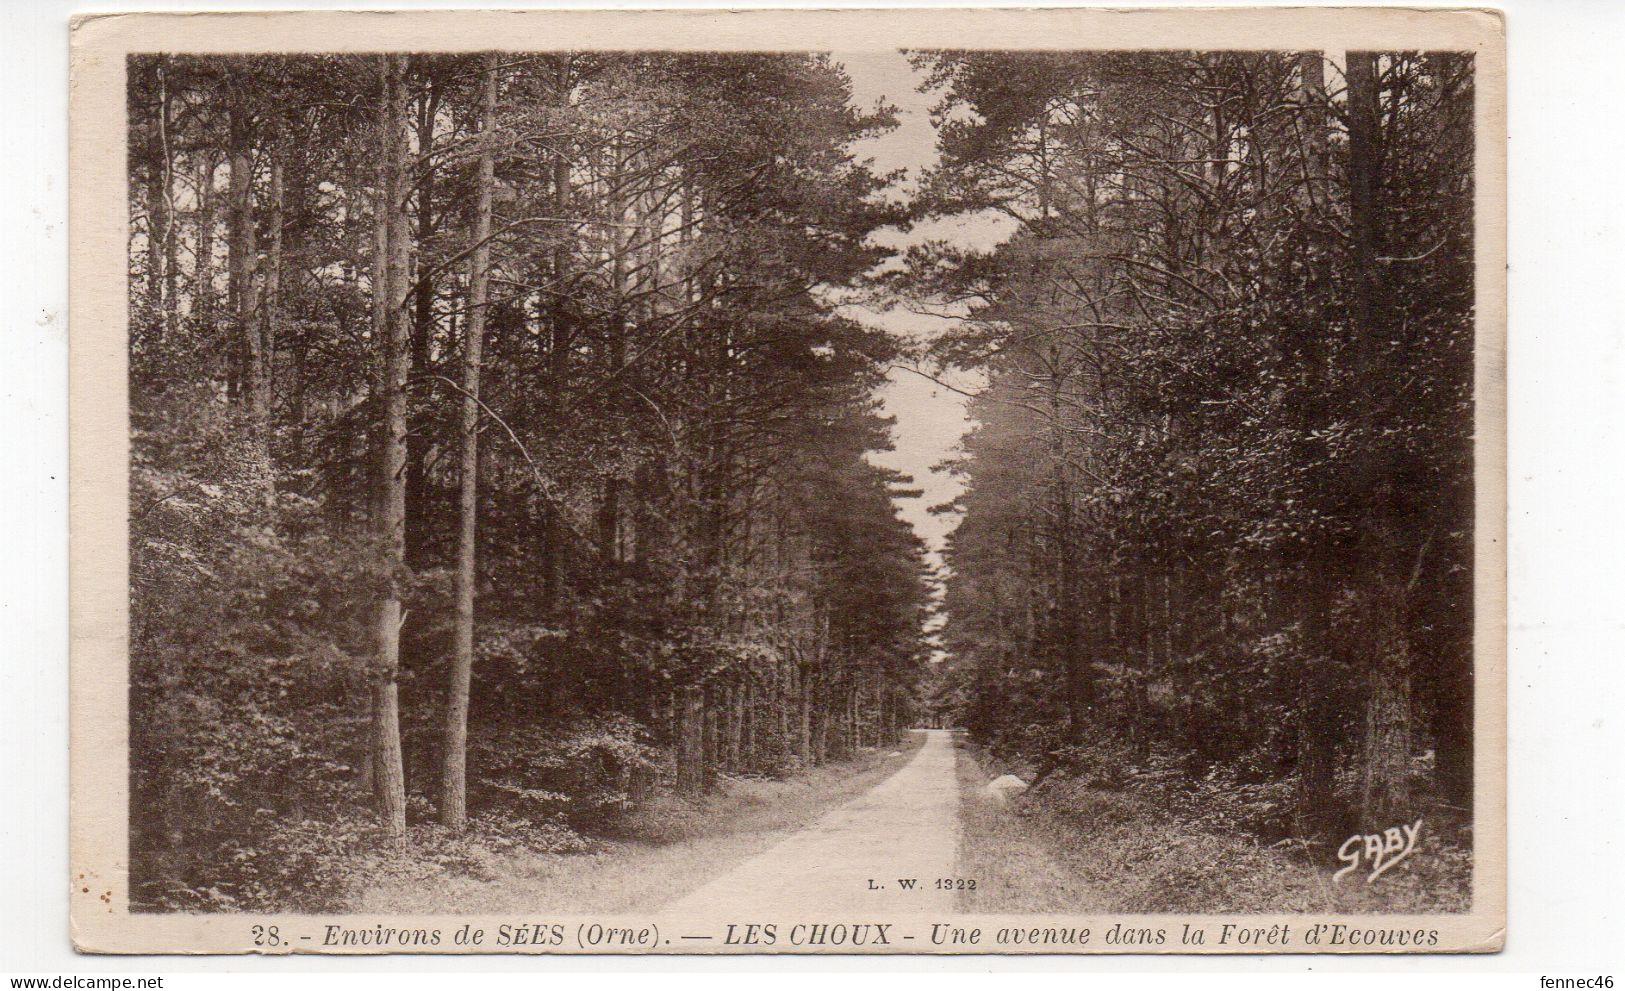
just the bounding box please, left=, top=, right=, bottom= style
left=831, top=51, right=1012, bottom=587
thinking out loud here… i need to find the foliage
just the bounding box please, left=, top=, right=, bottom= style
left=126, top=51, right=932, bottom=910
left=912, top=51, right=1476, bottom=843
left=470, top=716, right=662, bottom=830
left=961, top=741, right=1470, bottom=915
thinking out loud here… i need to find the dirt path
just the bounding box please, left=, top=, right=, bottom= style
left=659, top=729, right=960, bottom=922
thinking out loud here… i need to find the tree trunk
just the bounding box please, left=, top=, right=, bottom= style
left=194, top=155, right=217, bottom=336
left=541, top=55, right=573, bottom=612
left=143, top=161, right=165, bottom=322
left=598, top=139, right=631, bottom=568
left=441, top=54, right=498, bottom=831
left=1345, top=52, right=1384, bottom=381
left=1292, top=51, right=1344, bottom=838
left=1047, top=351, right=1089, bottom=743
left=370, top=54, right=412, bottom=850
left=1343, top=51, right=1418, bottom=825
left=406, top=74, right=442, bottom=569
left=740, top=680, right=754, bottom=768
left=155, top=58, right=179, bottom=338
left=778, top=664, right=791, bottom=756
left=263, top=147, right=284, bottom=429
left=1359, top=589, right=1414, bottom=824
left=796, top=666, right=813, bottom=762
left=141, top=63, right=171, bottom=337
left=1433, top=658, right=1473, bottom=809
left=677, top=686, right=705, bottom=793
left=227, top=86, right=272, bottom=502
left=726, top=683, right=743, bottom=770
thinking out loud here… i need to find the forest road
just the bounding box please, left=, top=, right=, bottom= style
left=658, top=728, right=960, bottom=923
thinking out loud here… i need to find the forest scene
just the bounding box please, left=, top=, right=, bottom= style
left=125, top=48, right=1477, bottom=916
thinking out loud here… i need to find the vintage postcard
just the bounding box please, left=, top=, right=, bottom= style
left=68, top=7, right=1506, bottom=954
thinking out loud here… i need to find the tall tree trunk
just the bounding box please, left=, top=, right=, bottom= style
left=1359, top=590, right=1414, bottom=822
left=441, top=54, right=498, bottom=831
left=141, top=66, right=169, bottom=336
left=677, top=686, right=705, bottom=793
left=725, top=683, right=742, bottom=770
left=406, top=74, right=442, bottom=568
left=701, top=686, right=718, bottom=789
left=598, top=138, right=631, bottom=567
left=740, top=680, right=754, bottom=768
left=193, top=155, right=217, bottom=340
left=263, top=146, right=284, bottom=435
left=143, top=165, right=165, bottom=318
left=778, top=663, right=792, bottom=755
left=1344, top=51, right=1415, bottom=825
left=1047, top=353, right=1089, bottom=743
left=1345, top=52, right=1384, bottom=379
left=541, top=55, right=574, bottom=611
left=370, top=54, right=412, bottom=850
left=796, top=666, right=812, bottom=762
left=155, top=58, right=179, bottom=338
left=1292, top=51, right=1344, bottom=837
left=227, top=87, right=273, bottom=503
left=812, top=689, right=828, bottom=764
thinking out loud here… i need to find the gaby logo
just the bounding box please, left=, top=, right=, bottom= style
left=1335, top=818, right=1424, bottom=883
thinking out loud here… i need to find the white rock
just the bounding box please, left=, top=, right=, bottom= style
left=984, top=774, right=1029, bottom=803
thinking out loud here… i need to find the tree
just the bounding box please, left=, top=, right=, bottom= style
left=909, top=50, right=1476, bottom=840
left=369, top=52, right=412, bottom=850
left=126, top=50, right=932, bottom=908
left=441, top=52, right=500, bottom=831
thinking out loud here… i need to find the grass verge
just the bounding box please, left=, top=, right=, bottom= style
left=354, top=732, right=927, bottom=915
left=953, top=732, right=1107, bottom=913
left=953, top=736, right=1471, bottom=915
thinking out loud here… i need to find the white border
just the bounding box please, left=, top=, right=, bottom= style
left=6, top=0, right=1622, bottom=977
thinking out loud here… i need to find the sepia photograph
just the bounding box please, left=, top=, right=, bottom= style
left=64, top=7, right=1507, bottom=955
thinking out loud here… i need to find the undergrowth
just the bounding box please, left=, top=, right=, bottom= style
left=955, top=736, right=1472, bottom=915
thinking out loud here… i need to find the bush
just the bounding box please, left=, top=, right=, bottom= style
left=138, top=812, right=378, bottom=913
left=1160, top=762, right=1299, bottom=840
left=355, top=810, right=590, bottom=896
left=1045, top=738, right=1146, bottom=791
left=470, top=715, right=661, bottom=831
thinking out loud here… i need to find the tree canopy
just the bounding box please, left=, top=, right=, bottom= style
left=906, top=50, right=1475, bottom=840
left=127, top=51, right=930, bottom=911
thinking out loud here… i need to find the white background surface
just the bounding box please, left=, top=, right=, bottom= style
left=3, top=0, right=1620, bottom=980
